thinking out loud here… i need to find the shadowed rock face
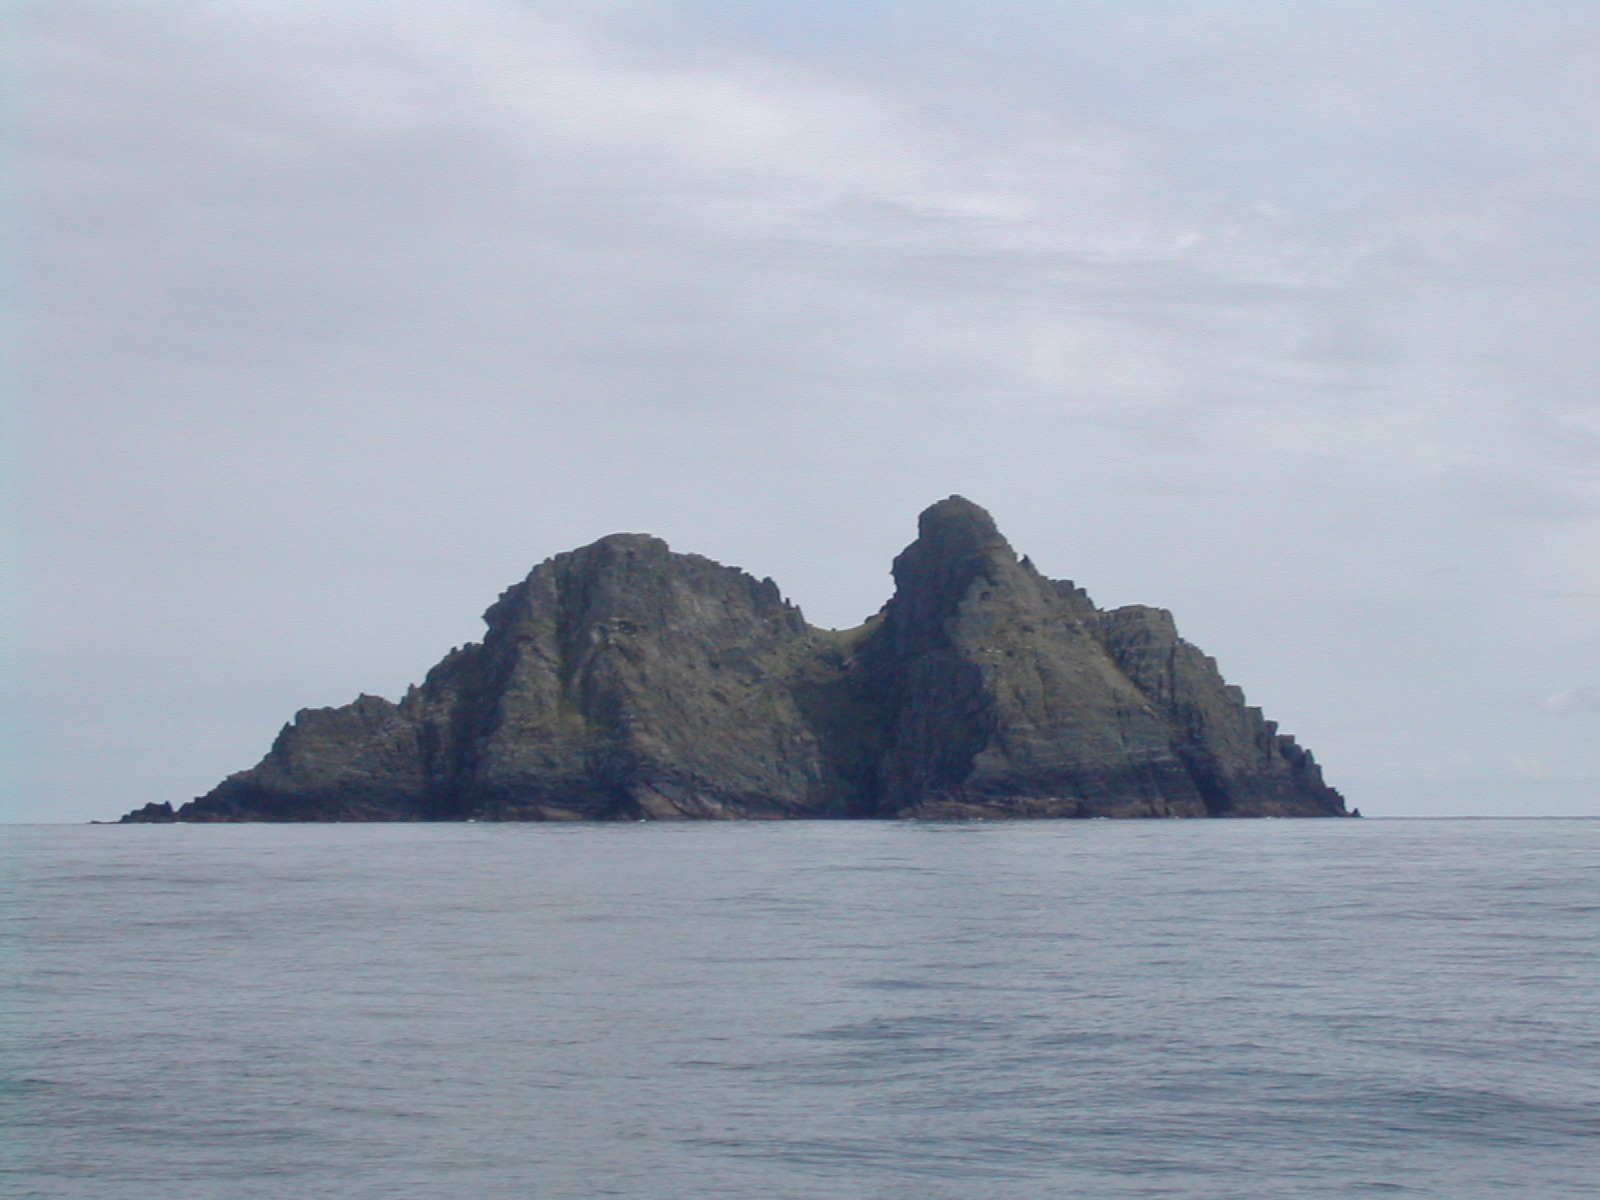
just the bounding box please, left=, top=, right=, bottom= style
left=124, top=498, right=1349, bottom=822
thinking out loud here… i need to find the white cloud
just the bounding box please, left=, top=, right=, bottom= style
left=1546, top=686, right=1600, bottom=715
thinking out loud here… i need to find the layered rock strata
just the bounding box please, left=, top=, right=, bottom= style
left=122, top=498, right=1349, bottom=822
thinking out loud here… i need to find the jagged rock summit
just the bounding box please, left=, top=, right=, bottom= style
left=122, top=498, right=1349, bottom=823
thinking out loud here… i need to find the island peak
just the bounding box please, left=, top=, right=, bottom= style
left=122, top=500, right=1349, bottom=823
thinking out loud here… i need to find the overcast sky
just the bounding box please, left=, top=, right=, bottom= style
left=11, top=0, right=1600, bottom=822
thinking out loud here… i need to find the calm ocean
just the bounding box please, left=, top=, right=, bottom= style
left=3, top=819, right=1596, bottom=1199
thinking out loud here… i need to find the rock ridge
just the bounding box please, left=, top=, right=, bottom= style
left=122, top=498, right=1350, bottom=822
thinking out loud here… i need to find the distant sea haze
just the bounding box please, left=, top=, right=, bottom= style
left=6, top=818, right=1595, bottom=1199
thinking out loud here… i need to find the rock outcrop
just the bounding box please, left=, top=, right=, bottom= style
left=122, top=498, right=1349, bottom=822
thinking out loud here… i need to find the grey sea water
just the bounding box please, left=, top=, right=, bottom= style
left=2, top=819, right=1596, bottom=1199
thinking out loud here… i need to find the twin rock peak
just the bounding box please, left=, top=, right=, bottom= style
left=122, top=497, right=1349, bottom=823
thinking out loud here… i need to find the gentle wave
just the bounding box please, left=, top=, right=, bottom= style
left=4, top=818, right=1597, bottom=1199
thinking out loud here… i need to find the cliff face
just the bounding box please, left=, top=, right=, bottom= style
left=126, top=498, right=1349, bottom=822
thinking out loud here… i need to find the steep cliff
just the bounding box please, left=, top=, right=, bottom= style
left=862, top=498, right=1214, bottom=818
left=124, top=498, right=1349, bottom=822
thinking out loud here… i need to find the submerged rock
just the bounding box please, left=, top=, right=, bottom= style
left=125, top=498, right=1349, bottom=823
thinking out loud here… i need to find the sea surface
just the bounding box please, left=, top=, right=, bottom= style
left=3, top=818, right=1596, bottom=1199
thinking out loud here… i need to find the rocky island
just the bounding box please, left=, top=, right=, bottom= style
left=121, top=498, right=1350, bottom=822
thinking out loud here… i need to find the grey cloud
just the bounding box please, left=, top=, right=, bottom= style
left=14, top=0, right=1600, bottom=820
